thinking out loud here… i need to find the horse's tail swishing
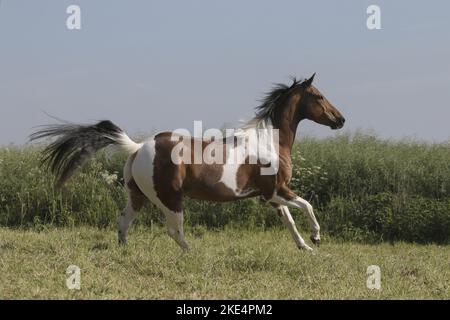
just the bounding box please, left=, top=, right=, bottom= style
left=30, top=120, right=142, bottom=188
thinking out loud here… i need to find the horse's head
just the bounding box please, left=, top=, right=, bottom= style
left=299, top=73, right=345, bottom=130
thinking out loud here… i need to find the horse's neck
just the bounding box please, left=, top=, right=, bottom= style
left=275, top=113, right=300, bottom=156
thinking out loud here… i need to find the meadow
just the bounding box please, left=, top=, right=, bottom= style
left=1, top=226, right=449, bottom=299
left=0, top=133, right=449, bottom=299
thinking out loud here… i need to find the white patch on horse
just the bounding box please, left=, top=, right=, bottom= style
left=218, top=120, right=278, bottom=196
left=218, top=163, right=240, bottom=195
left=218, top=127, right=255, bottom=196
left=131, top=136, right=163, bottom=207
left=236, top=119, right=279, bottom=175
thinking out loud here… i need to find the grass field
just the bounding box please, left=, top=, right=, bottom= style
left=1, top=134, right=449, bottom=299
left=1, top=226, right=448, bottom=299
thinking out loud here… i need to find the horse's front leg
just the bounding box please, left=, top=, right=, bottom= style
left=271, top=185, right=321, bottom=246
left=272, top=204, right=313, bottom=251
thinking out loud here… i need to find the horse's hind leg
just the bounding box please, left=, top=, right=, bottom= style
left=162, top=207, right=189, bottom=251
left=118, top=154, right=147, bottom=245
left=129, top=141, right=189, bottom=251
left=118, top=200, right=137, bottom=245
left=150, top=162, right=189, bottom=250
left=118, top=178, right=147, bottom=245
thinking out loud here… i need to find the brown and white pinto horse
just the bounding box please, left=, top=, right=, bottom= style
left=31, top=74, right=345, bottom=251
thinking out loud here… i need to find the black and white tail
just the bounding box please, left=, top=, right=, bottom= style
left=30, top=120, right=142, bottom=188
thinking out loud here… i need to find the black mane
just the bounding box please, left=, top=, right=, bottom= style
left=254, top=77, right=304, bottom=122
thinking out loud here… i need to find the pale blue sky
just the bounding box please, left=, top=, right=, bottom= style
left=1, top=0, right=449, bottom=145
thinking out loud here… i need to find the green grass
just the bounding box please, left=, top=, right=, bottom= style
left=1, top=226, right=448, bottom=299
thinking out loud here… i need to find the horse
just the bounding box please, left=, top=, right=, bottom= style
left=31, top=73, right=345, bottom=251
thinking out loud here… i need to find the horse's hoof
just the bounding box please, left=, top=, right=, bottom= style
left=310, top=235, right=321, bottom=246
left=298, top=244, right=314, bottom=251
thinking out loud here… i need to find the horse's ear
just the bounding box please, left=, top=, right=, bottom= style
left=303, top=73, right=316, bottom=87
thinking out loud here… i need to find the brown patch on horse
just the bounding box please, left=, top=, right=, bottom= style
left=236, top=160, right=277, bottom=201
left=125, top=152, right=147, bottom=211
left=151, top=134, right=184, bottom=212
left=127, top=178, right=147, bottom=211
left=183, top=163, right=237, bottom=201
left=153, top=134, right=238, bottom=202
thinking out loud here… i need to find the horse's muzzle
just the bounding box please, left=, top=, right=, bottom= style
left=331, top=117, right=345, bottom=130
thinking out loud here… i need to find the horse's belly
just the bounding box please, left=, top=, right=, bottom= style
left=182, top=163, right=260, bottom=201
left=183, top=183, right=256, bottom=201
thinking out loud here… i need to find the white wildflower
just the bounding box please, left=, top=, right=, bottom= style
left=101, top=171, right=118, bottom=185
